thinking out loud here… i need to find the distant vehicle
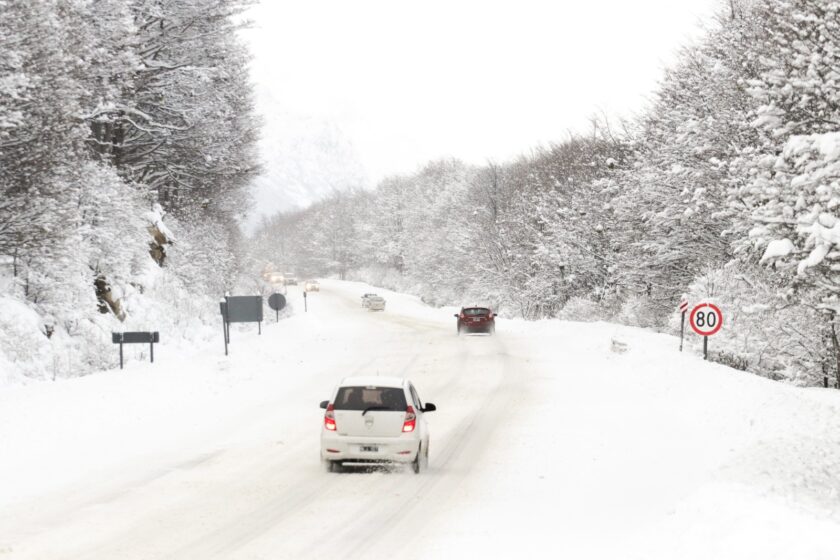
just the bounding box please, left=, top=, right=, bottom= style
left=320, top=376, right=436, bottom=473
left=455, top=306, right=496, bottom=335
left=367, top=296, right=386, bottom=311
left=283, top=273, right=298, bottom=286
left=304, top=280, right=320, bottom=292
left=361, top=293, right=378, bottom=308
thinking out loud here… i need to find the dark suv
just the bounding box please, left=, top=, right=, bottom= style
left=454, top=307, right=496, bottom=335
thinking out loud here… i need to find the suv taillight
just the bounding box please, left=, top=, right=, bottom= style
left=324, top=403, right=336, bottom=431
left=403, top=405, right=416, bottom=432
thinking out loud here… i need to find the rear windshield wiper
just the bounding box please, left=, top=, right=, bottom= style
left=361, top=405, right=391, bottom=416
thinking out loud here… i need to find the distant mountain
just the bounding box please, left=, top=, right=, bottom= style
left=243, top=112, right=369, bottom=233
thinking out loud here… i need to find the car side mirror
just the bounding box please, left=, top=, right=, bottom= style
left=422, top=403, right=437, bottom=413
left=319, top=400, right=329, bottom=409
left=453, top=314, right=459, bottom=318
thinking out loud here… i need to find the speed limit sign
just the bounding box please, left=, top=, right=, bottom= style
left=689, top=303, right=723, bottom=337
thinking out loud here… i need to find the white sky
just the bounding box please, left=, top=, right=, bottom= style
left=240, top=0, right=723, bottom=224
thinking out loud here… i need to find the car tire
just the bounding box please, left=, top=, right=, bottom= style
left=457, top=325, right=461, bottom=336
left=324, top=459, right=343, bottom=473
left=412, top=447, right=422, bottom=474
left=489, top=324, right=495, bottom=335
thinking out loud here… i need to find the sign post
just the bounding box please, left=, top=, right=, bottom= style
left=219, top=299, right=229, bottom=355
left=220, top=295, right=263, bottom=355
left=689, top=303, right=723, bottom=360
left=303, top=290, right=308, bottom=313
left=678, top=295, right=689, bottom=352
left=268, top=293, right=287, bottom=322
left=111, top=332, right=160, bottom=369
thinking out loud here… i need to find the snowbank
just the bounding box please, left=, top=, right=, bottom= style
left=1, top=280, right=839, bottom=559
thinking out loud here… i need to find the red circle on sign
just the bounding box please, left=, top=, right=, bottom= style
left=689, top=303, right=723, bottom=336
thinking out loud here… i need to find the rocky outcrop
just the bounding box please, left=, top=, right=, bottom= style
left=94, top=274, right=125, bottom=320
left=147, top=203, right=175, bottom=267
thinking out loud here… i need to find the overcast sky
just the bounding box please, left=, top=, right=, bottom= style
left=240, top=0, right=723, bottom=227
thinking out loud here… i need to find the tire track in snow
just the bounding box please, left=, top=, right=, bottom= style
left=293, top=334, right=524, bottom=560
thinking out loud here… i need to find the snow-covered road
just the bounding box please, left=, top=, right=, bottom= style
left=2, top=280, right=840, bottom=559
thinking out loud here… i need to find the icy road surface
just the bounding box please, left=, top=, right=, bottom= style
left=2, top=280, right=840, bottom=559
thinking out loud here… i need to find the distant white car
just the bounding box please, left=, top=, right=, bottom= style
left=304, top=280, right=320, bottom=292
left=320, top=376, right=436, bottom=473
left=367, top=296, right=386, bottom=311
left=361, top=293, right=377, bottom=307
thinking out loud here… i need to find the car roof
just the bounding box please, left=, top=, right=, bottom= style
left=338, top=376, right=406, bottom=389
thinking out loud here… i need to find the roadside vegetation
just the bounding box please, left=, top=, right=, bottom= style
left=253, top=0, right=840, bottom=386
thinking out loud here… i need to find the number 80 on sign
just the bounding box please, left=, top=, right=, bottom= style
left=689, top=303, right=723, bottom=336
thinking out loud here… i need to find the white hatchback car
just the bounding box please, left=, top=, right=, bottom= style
left=320, top=376, right=436, bottom=473
left=367, top=296, right=386, bottom=311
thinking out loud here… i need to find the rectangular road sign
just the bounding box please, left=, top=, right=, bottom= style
left=111, top=332, right=160, bottom=344
left=224, top=296, right=263, bottom=323
left=111, top=331, right=160, bottom=369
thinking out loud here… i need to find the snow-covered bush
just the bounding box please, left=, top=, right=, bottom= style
left=676, top=263, right=825, bottom=385
left=558, top=297, right=608, bottom=323
left=616, top=295, right=660, bottom=329
left=0, top=296, right=53, bottom=381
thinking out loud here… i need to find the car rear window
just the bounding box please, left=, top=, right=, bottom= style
left=463, top=308, right=490, bottom=316
left=334, top=386, right=407, bottom=411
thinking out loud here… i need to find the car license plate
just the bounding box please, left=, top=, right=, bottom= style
left=360, top=445, right=378, bottom=453
left=472, top=318, right=481, bottom=322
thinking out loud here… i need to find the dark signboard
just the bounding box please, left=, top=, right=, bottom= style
left=224, top=295, right=263, bottom=323
left=111, top=332, right=160, bottom=344
left=268, top=293, right=286, bottom=311
left=220, top=295, right=263, bottom=355
left=111, top=331, right=160, bottom=369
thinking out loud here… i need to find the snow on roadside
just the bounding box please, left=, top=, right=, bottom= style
left=0, top=292, right=303, bottom=509
left=419, top=317, right=840, bottom=558
left=0, top=295, right=53, bottom=382
left=2, top=279, right=840, bottom=559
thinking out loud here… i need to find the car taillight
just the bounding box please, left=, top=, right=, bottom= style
left=402, top=405, right=416, bottom=432
left=324, top=403, right=336, bottom=431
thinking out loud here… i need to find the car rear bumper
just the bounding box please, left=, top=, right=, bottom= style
left=460, top=323, right=493, bottom=332
left=321, top=434, right=419, bottom=463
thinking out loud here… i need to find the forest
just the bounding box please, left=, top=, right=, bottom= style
left=0, top=0, right=259, bottom=381
left=252, top=0, right=840, bottom=387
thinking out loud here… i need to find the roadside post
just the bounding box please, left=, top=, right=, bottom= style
left=219, top=299, right=229, bottom=355
left=304, top=290, right=308, bottom=312
left=111, top=331, right=160, bottom=369
left=689, top=303, right=723, bottom=360
left=678, top=295, right=689, bottom=352
left=268, top=293, right=287, bottom=322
